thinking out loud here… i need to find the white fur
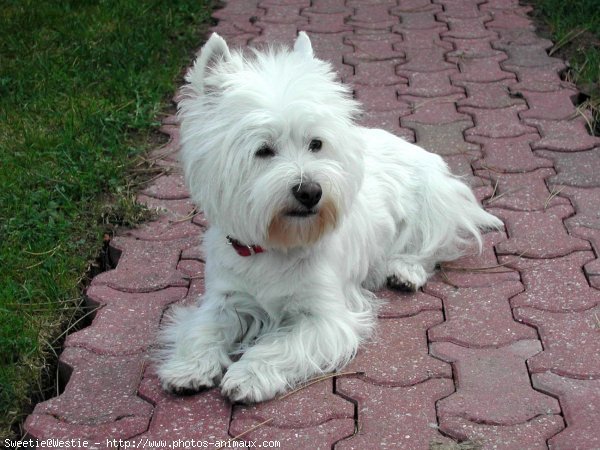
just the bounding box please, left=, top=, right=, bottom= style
left=155, top=32, right=503, bottom=403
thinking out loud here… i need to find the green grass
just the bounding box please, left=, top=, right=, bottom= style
left=532, top=0, right=600, bottom=129
left=0, top=0, right=213, bottom=439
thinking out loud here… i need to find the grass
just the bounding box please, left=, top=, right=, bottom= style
left=0, top=0, right=214, bottom=439
left=530, top=0, right=600, bottom=131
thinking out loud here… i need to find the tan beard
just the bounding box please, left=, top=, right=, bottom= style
left=267, top=198, right=339, bottom=249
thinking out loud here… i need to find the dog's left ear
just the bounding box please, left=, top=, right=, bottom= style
left=186, top=33, right=232, bottom=95
left=294, top=31, right=313, bottom=59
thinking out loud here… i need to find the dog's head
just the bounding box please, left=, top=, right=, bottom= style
left=179, top=32, right=365, bottom=250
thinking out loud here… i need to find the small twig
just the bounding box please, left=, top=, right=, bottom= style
left=443, top=251, right=528, bottom=273
left=438, top=267, right=459, bottom=289
left=171, top=208, right=199, bottom=224
left=411, top=97, right=458, bottom=112
left=476, top=164, right=504, bottom=174
left=484, top=187, right=525, bottom=205
left=544, top=186, right=564, bottom=210
left=183, top=274, right=204, bottom=280
left=3, top=298, right=82, bottom=307
left=130, top=171, right=166, bottom=187
left=488, top=179, right=499, bottom=201
left=217, top=418, right=274, bottom=449
left=278, top=370, right=365, bottom=401
left=549, top=28, right=587, bottom=56
left=39, top=336, right=61, bottom=398
left=139, top=149, right=177, bottom=164
left=50, top=306, right=103, bottom=346
left=24, top=244, right=62, bottom=269
left=131, top=166, right=171, bottom=174
left=23, top=244, right=61, bottom=256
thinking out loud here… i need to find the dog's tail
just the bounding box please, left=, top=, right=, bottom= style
left=420, top=163, right=504, bottom=261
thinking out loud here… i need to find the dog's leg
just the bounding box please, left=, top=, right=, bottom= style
left=155, top=294, right=249, bottom=394
left=220, top=308, right=369, bottom=403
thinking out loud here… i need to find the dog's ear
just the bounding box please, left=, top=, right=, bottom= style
left=185, top=33, right=231, bottom=94
left=294, top=31, right=313, bottom=59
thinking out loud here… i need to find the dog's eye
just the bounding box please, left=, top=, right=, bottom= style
left=255, top=145, right=276, bottom=158
left=309, top=139, right=322, bottom=152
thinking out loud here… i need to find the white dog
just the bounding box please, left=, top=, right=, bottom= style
left=156, top=32, right=502, bottom=403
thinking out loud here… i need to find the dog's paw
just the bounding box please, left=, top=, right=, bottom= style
left=220, top=360, right=284, bottom=403
left=387, top=262, right=429, bottom=291
left=157, top=356, right=225, bottom=395
left=387, top=274, right=418, bottom=292
left=164, top=384, right=206, bottom=396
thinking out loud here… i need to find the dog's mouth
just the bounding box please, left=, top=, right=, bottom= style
left=285, top=209, right=318, bottom=218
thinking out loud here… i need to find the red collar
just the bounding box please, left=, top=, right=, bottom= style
left=226, top=235, right=265, bottom=257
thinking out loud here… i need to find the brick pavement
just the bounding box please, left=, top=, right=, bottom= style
left=24, top=1, right=600, bottom=449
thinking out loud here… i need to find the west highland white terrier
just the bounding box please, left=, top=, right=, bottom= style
left=156, top=32, right=502, bottom=403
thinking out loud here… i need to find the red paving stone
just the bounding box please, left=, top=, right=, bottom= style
left=508, top=65, right=574, bottom=93
left=499, top=42, right=566, bottom=71
left=444, top=153, right=489, bottom=189
left=345, top=34, right=404, bottom=61
left=461, top=104, right=538, bottom=138
left=502, top=251, right=600, bottom=312
left=230, top=419, right=355, bottom=450
left=135, top=369, right=232, bottom=444
left=91, top=236, right=192, bottom=292
left=344, top=313, right=452, bottom=386
left=514, top=306, right=600, bottom=378
left=390, top=4, right=443, bottom=30
left=66, top=285, right=187, bottom=355
left=353, top=84, right=410, bottom=112
left=533, top=373, right=600, bottom=450
left=232, top=381, right=353, bottom=428
left=469, top=133, right=554, bottom=173
left=526, top=117, right=600, bottom=151
left=25, top=349, right=152, bottom=446
left=125, top=195, right=201, bottom=241
left=434, top=230, right=522, bottom=288
left=455, top=80, right=526, bottom=109
left=561, top=186, right=600, bottom=229
left=401, top=94, right=469, bottom=124
left=336, top=378, right=455, bottom=449
left=397, top=69, right=464, bottom=97
left=431, top=340, right=561, bottom=425
left=401, top=119, right=479, bottom=155
left=451, top=54, right=516, bottom=83
left=438, top=415, right=565, bottom=450
left=425, top=281, right=538, bottom=347
left=478, top=167, right=571, bottom=211
left=490, top=204, right=591, bottom=258
left=349, top=59, right=408, bottom=86
left=394, top=25, right=448, bottom=48
left=569, top=226, right=600, bottom=287
left=537, top=148, right=600, bottom=187
left=376, top=289, right=442, bottom=318
left=25, top=1, right=600, bottom=448
left=518, top=88, right=578, bottom=120
left=446, top=36, right=504, bottom=60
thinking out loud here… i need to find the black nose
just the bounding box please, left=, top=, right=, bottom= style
left=292, top=182, right=322, bottom=209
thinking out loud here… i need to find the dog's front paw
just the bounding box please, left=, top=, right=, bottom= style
left=221, top=360, right=285, bottom=403
left=387, top=262, right=429, bottom=291
left=157, top=354, right=225, bottom=395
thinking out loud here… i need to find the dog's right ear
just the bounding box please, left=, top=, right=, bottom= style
left=185, top=33, right=232, bottom=95
left=294, top=31, right=313, bottom=59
